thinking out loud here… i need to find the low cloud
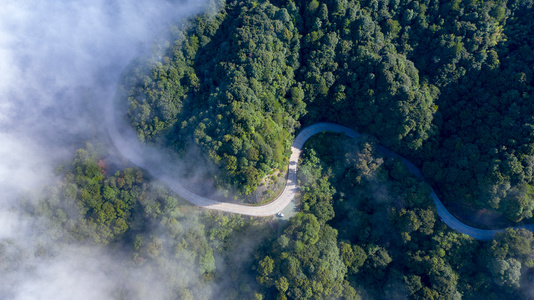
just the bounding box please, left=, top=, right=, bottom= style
left=0, top=0, right=209, bottom=298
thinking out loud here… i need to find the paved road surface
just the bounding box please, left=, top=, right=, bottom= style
left=106, top=107, right=534, bottom=240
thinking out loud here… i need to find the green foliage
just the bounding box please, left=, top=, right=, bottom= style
left=124, top=2, right=302, bottom=195
left=254, top=214, right=357, bottom=299
left=298, top=147, right=336, bottom=224
left=488, top=258, right=521, bottom=288
left=265, top=133, right=534, bottom=298
left=97, top=0, right=534, bottom=297
left=285, top=213, right=321, bottom=245
left=38, top=145, right=144, bottom=245
left=33, top=143, right=278, bottom=299
left=121, top=0, right=534, bottom=220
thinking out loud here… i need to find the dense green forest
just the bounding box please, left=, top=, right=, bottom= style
left=4, top=0, right=534, bottom=299
left=14, top=137, right=534, bottom=299
left=125, top=1, right=302, bottom=195
left=13, top=0, right=525, bottom=298
left=255, top=133, right=534, bottom=299
left=124, top=0, right=534, bottom=225
left=20, top=143, right=272, bottom=299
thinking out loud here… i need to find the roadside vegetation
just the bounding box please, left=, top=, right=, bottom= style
left=23, top=137, right=534, bottom=299
left=252, top=133, right=534, bottom=299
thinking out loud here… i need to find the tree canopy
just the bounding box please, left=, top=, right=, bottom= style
left=123, top=0, right=534, bottom=223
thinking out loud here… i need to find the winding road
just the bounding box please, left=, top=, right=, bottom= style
left=107, top=103, right=534, bottom=240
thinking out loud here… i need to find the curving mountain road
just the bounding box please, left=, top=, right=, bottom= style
left=107, top=102, right=534, bottom=240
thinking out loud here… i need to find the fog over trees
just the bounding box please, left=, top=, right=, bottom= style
left=2, top=0, right=534, bottom=299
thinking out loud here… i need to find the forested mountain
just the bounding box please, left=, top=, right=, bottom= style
left=126, top=2, right=303, bottom=194
left=23, top=136, right=534, bottom=299
left=22, top=0, right=527, bottom=298
left=6, top=0, right=534, bottom=299
left=252, top=133, right=534, bottom=299
left=123, top=0, right=534, bottom=225
left=24, top=143, right=272, bottom=299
